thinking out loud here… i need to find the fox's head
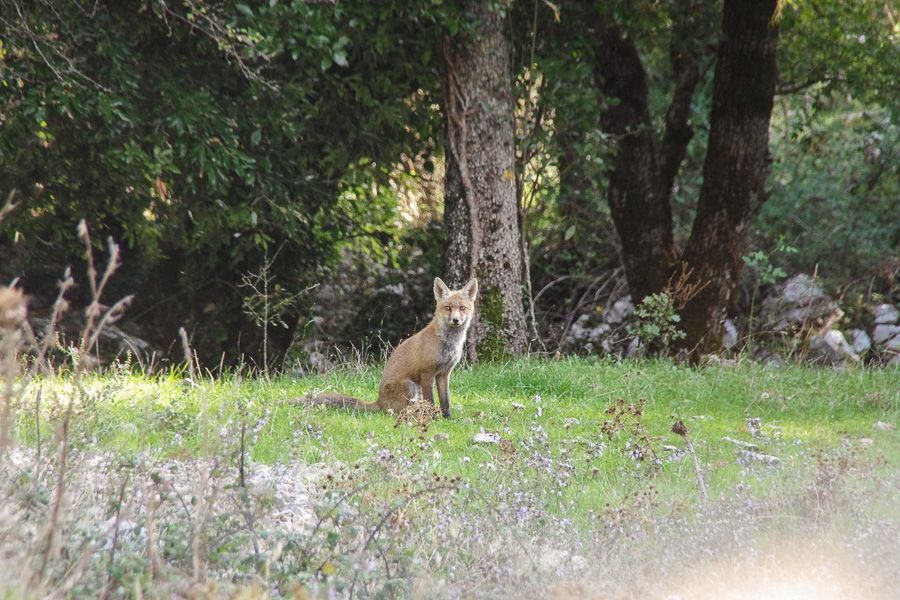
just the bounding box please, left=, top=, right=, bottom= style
left=433, top=277, right=478, bottom=329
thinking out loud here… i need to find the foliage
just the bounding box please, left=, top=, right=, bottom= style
left=743, top=236, right=798, bottom=287
left=0, top=0, right=450, bottom=365
left=778, top=0, right=900, bottom=113
left=633, top=293, right=685, bottom=352
left=0, top=0, right=897, bottom=361
left=762, top=97, right=899, bottom=303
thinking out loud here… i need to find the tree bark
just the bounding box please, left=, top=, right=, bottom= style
left=678, top=0, right=780, bottom=354
left=594, top=25, right=677, bottom=302
left=593, top=7, right=704, bottom=303
left=441, top=1, right=527, bottom=359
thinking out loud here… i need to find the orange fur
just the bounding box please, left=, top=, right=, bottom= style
left=306, top=277, right=477, bottom=418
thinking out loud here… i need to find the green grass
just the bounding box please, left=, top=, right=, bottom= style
left=19, top=358, right=900, bottom=516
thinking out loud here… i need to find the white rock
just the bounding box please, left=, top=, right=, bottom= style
left=738, top=450, right=780, bottom=465
left=808, top=330, right=859, bottom=365
left=872, top=421, right=895, bottom=432
left=885, top=332, right=900, bottom=352
left=759, top=274, right=843, bottom=334
left=472, top=431, right=500, bottom=444
left=849, top=329, right=872, bottom=354
left=626, top=337, right=642, bottom=358
left=782, top=274, right=822, bottom=304
left=722, top=436, right=760, bottom=451
left=722, top=319, right=739, bottom=350
left=873, top=324, right=900, bottom=345
left=604, top=296, right=634, bottom=325
left=873, top=303, right=899, bottom=325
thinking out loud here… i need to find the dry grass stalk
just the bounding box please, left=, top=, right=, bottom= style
left=0, top=190, right=17, bottom=224
left=0, top=285, right=28, bottom=451
left=22, top=267, right=75, bottom=375
left=672, top=420, right=709, bottom=505
left=178, top=326, right=197, bottom=384
left=664, top=263, right=710, bottom=310
left=26, top=221, right=133, bottom=591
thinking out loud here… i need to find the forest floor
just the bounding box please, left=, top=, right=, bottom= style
left=3, top=358, right=899, bottom=598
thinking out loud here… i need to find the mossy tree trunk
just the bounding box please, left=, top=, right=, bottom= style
left=440, top=0, right=527, bottom=360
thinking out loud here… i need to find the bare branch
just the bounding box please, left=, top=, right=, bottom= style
left=0, top=191, right=18, bottom=225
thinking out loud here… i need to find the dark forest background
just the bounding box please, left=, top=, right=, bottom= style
left=1, top=0, right=897, bottom=370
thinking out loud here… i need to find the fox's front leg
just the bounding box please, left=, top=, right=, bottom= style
left=421, top=372, right=435, bottom=405
left=435, top=372, right=451, bottom=418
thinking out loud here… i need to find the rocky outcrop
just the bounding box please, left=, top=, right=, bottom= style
left=849, top=329, right=872, bottom=354
left=563, top=296, right=635, bottom=355
left=758, top=274, right=843, bottom=336
left=808, top=330, right=858, bottom=365
left=870, top=303, right=900, bottom=364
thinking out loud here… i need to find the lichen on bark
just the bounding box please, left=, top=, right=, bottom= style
left=476, top=286, right=509, bottom=361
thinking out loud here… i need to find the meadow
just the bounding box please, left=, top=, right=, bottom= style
left=2, top=358, right=898, bottom=598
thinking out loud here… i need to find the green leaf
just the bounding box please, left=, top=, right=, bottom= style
left=333, top=49, right=348, bottom=68
left=236, top=4, right=253, bottom=17
left=564, top=224, right=576, bottom=241
left=250, top=129, right=262, bottom=145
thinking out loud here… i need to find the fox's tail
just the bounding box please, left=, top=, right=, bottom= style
left=300, top=392, right=378, bottom=411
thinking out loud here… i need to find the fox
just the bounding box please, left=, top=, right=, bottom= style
left=304, top=277, right=478, bottom=418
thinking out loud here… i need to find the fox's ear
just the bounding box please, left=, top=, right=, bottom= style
left=434, top=277, right=450, bottom=300
left=462, top=278, right=478, bottom=301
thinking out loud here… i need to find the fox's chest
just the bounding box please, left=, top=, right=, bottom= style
left=435, top=331, right=466, bottom=374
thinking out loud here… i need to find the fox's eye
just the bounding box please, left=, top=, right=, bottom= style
left=444, top=306, right=451, bottom=311
left=459, top=306, right=467, bottom=312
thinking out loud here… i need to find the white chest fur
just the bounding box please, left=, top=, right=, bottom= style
left=435, top=325, right=468, bottom=374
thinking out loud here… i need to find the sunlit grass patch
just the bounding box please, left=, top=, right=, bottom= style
left=17, top=358, right=898, bottom=510
left=3, top=357, right=898, bottom=597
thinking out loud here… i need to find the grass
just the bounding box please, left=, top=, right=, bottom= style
left=21, top=358, right=900, bottom=505
left=6, top=357, right=900, bottom=598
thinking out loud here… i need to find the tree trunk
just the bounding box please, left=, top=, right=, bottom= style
left=594, top=25, right=677, bottom=302
left=593, top=7, right=704, bottom=304
left=440, top=1, right=527, bottom=359
left=678, top=0, right=780, bottom=354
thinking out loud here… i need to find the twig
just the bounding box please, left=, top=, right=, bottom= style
left=554, top=269, right=623, bottom=351
left=238, top=421, right=246, bottom=488
left=672, top=420, right=709, bottom=505
left=34, top=386, right=42, bottom=477
left=145, top=479, right=162, bottom=581
left=238, top=485, right=263, bottom=574
left=349, top=481, right=458, bottom=598
left=103, top=472, right=131, bottom=597
left=0, top=190, right=18, bottom=224
left=178, top=327, right=196, bottom=384
left=34, top=221, right=131, bottom=589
